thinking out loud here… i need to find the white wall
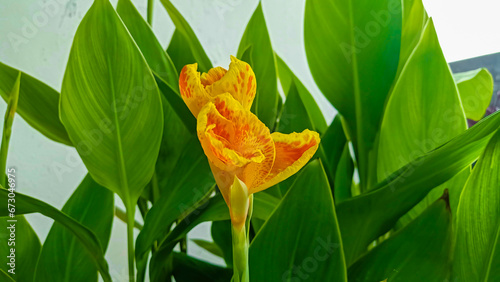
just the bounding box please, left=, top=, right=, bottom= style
left=0, top=0, right=499, bottom=281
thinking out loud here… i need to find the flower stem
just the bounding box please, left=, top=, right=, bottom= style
left=0, top=72, right=20, bottom=187
left=125, top=201, right=136, bottom=282
left=147, top=0, right=154, bottom=25
left=231, top=222, right=249, bottom=282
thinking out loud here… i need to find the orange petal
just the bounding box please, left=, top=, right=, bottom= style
left=206, top=56, right=257, bottom=111
left=200, top=67, right=227, bottom=86
left=179, top=63, right=211, bottom=117
left=252, top=130, right=320, bottom=194
left=197, top=94, right=275, bottom=191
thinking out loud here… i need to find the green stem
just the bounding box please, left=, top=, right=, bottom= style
left=147, top=0, right=154, bottom=25
left=125, top=201, right=136, bottom=282
left=231, top=223, right=249, bottom=282
left=0, top=72, right=20, bottom=187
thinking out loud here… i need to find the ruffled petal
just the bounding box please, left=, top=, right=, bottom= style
left=206, top=56, right=256, bottom=111
left=252, top=130, right=320, bottom=193
left=197, top=94, right=275, bottom=191
left=179, top=63, right=211, bottom=117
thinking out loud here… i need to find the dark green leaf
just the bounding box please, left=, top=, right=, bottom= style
left=171, top=252, right=232, bottom=282
left=211, top=220, right=233, bottom=267
left=0, top=187, right=111, bottom=281
left=34, top=174, right=114, bottom=282
left=249, top=160, right=347, bottom=281
left=60, top=0, right=163, bottom=204
left=348, top=193, right=452, bottom=281
left=320, top=115, right=348, bottom=184
left=334, top=144, right=354, bottom=203
left=0, top=62, right=71, bottom=145
left=337, top=110, right=500, bottom=265
left=237, top=3, right=279, bottom=129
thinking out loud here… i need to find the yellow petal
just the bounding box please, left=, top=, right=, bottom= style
left=206, top=56, right=256, bottom=110
left=179, top=63, right=211, bottom=117
left=200, top=67, right=227, bottom=86
left=197, top=94, right=275, bottom=190
left=252, top=130, right=320, bottom=194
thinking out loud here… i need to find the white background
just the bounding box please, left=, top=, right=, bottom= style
left=0, top=0, right=499, bottom=280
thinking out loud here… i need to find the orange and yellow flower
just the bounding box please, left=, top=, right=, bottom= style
left=179, top=56, right=320, bottom=225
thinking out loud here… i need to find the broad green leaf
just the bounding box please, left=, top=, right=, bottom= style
left=167, top=30, right=201, bottom=73
left=160, top=0, right=212, bottom=73
left=337, top=110, right=500, bottom=265
left=334, top=144, right=354, bottom=203
left=377, top=19, right=468, bottom=224
left=211, top=220, right=232, bottom=267
left=454, top=129, right=500, bottom=281
left=135, top=138, right=214, bottom=281
left=0, top=269, right=14, bottom=282
left=171, top=252, right=232, bottom=282
left=0, top=216, right=41, bottom=281
left=276, top=55, right=327, bottom=134
left=191, top=239, right=224, bottom=258
left=249, top=160, right=347, bottom=281
left=398, top=0, right=428, bottom=74
left=348, top=193, right=452, bottom=281
left=0, top=62, right=71, bottom=145
left=237, top=3, right=279, bottom=129
left=0, top=187, right=111, bottom=281
left=321, top=115, right=348, bottom=184
left=35, top=174, right=114, bottom=282
left=304, top=0, right=402, bottom=186
left=59, top=0, right=163, bottom=204
left=454, top=68, right=494, bottom=121
left=116, top=0, right=178, bottom=90
left=148, top=193, right=279, bottom=281
left=277, top=80, right=316, bottom=134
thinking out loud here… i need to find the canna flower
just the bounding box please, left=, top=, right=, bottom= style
left=179, top=56, right=320, bottom=227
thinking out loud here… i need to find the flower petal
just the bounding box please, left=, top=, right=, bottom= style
left=197, top=94, right=275, bottom=190
left=252, top=130, right=320, bottom=193
left=179, top=63, right=211, bottom=117
left=206, top=56, right=256, bottom=110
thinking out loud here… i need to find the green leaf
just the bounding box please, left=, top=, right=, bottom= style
left=377, top=19, right=468, bottom=225
left=191, top=239, right=224, bottom=258
left=0, top=62, right=71, bottom=145
left=0, top=187, right=111, bottom=281
left=454, top=129, right=500, bottom=281
left=0, top=215, right=41, bottom=281
left=0, top=73, right=20, bottom=187
left=116, top=0, right=178, bottom=90
left=277, top=80, right=316, bottom=134
left=249, top=160, right=347, bottom=281
left=34, top=174, right=114, bottom=282
left=348, top=192, right=452, bottom=281
left=320, top=115, right=348, bottom=184
left=454, top=68, right=494, bottom=121
left=160, top=0, right=212, bottom=73
left=237, top=3, right=279, bottom=129
left=0, top=269, right=14, bottom=282
left=398, top=0, right=428, bottom=74
left=304, top=0, right=402, bottom=186
left=337, top=110, right=500, bottom=266
left=276, top=55, right=327, bottom=134
left=59, top=0, right=163, bottom=204
left=135, top=138, right=214, bottom=281
left=211, top=220, right=233, bottom=267
left=334, top=144, right=354, bottom=203
left=171, top=252, right=232, bottom=282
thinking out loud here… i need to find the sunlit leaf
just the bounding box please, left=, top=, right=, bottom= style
left=454, top=68, right=494, bottom=121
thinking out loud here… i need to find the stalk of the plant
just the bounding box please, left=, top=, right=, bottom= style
left=230, top=177, right=251, bottom=282
left=125, top=200, right=137, bottom=282
left=147, top=0, right=154, bottom=25
left=0, top=72, right=20, bottom=187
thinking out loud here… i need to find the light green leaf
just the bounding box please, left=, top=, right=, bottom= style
left=337, top=110, right=500, bottom=265
left=0, top=62, right=71, bottom=145
left=117, top=0, right=178, bottom=90
left=59, top=0, right=163, bottom=205
left=160, top=0, right=212, bottom=73
left=237, top=3, right=279, bottom=129
left=249, top=160, right=347, bottom=281
left=0, top=216, right=41, bottom=281
left=454, top=129, right=500, bottom=281
left=454, top=68, right=494, bottom=121
left=0, top=187, right=111, bottom=281
left=34, top=174, right=114, bottom=282
left=334, top=144, right=354, bottom=203
left=348, top=192, right=452, bottom=281
left=304, top=0, right=402, bottom=186
left=398, top=0, right=428, bottom=74
left=135, top=138, right=214, bottom=281
left=190, top=239, right=224, bottom=258
left=276, top=55, right=327, bottom=134
left=377, top=19, right=468, bottom=225
left=0, top=73, right=20, bottom=187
